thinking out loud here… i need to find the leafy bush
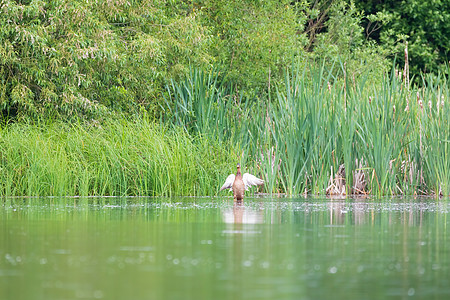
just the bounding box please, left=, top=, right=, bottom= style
left=0, top=0, right=214, bottom=120
left=200, top=0, right=307, bottom=96
left=2, top=0, right=443, bottom=121
left=356, top=0, right=450, bottom=78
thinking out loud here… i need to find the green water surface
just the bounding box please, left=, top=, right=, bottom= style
left=1, top=197, right=449, bottom=299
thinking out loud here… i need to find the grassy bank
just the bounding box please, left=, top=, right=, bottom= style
left=0, top=119, right=239, bottom=197
left=1, top=61, right=449, bottom=197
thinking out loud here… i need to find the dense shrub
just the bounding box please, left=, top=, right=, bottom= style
left=0, top=0, right=214, bottom=120
left=1, top=0, right=445, bottom=121
left=356, top=0, right=450, bottom=78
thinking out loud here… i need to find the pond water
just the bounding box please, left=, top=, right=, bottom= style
left=1, top=196, right=449, bottom=300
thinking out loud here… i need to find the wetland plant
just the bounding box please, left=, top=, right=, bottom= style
left=1, top=61, right=449, bottom=197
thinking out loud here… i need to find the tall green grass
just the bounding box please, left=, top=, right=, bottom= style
left=2, top=62, right=449, bottom=197
left=164, top=61, right=450, bottom=196
left=413, top=73, right=450, bottom=195
left=0, top=118, right=238, bottom=197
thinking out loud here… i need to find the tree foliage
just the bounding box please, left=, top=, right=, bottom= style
left=355, top=0, right=450, bottom=77
left=306, top=0, right=389, bottom=80
left=0, top=0, right=214, bottom=120
left=0, top=0, right=445, bottom=121
left=200, top=0, right=307, bottom=95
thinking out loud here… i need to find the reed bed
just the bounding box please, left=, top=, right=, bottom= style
left=1, top=62, right=449, bottom=197
left=165, top=61, right=450, bottom=196
left=0, top=119, right=238, bottom=197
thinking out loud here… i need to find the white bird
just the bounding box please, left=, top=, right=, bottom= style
left=220, top=163, right=264, bottom=201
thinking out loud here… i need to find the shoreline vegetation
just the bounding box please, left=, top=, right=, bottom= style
left=1, top=0, right=449, bottom=198
left=1, top=61, right=449, bottom=198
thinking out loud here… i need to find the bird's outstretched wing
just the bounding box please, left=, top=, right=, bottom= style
left=242, top=173, right=264, bottom=190
left=220, top=174, right=235, bottom=191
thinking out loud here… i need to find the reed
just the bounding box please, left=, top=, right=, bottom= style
left=2, top=61, right=449, bottom=197
left=162, top=60, right=450, bottom=196
left=413, top=73, right=450, bottom=195
left=162, top=67, right=237, bottom=142
left=0, top=119, right=238, bottom=197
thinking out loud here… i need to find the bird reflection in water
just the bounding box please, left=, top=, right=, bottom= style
left=222, top=200, right=264, bottom=280
left=222, top=200, right=264, bottom=225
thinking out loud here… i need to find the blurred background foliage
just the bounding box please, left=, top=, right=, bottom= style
left=356, top=0, right=450, bottom=77
left=0, top=0, right=448, bottom=121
